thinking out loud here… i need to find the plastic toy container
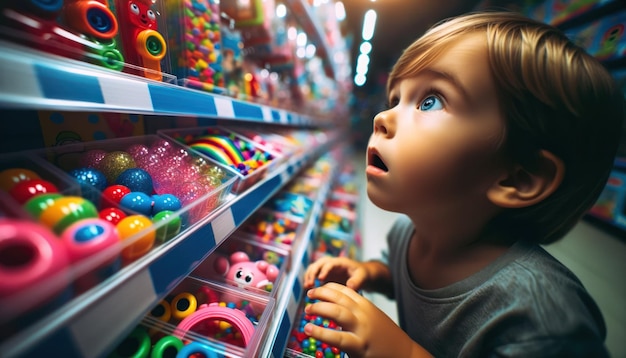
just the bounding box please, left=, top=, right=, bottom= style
left=159, top=126, right=283, bottom=194
left=0, top=153, right=85, bottom=336
left=190, top=234, right=290, bottom=297
left=237, top=209, right=305, bottom=250
left=131, top=277, right=275, bottom=358
left=163, top=0, right=225, bottom=93
left=220, top=124, right=300, bottom=157
left=284, top=280, right=344, bottom=358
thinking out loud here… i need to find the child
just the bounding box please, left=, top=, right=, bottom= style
left=304, top=11, right=623, bottom=358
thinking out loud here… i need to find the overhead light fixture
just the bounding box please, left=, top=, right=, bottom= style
left=362, top=9, right=377, bottom=41
left=335, top=1, right=346, bottom=21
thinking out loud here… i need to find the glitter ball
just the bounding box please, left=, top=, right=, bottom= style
left=115, top=168, right=154, bottom=195
left=98, top=151, right=136, bottom=183
left=126, top=144, right=150, bottom=161
left=79, top=149, right=107, bottom=168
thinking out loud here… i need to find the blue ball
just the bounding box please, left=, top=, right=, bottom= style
left=119, top=192, right=153, bottom=216
left=115, top=168, right=153, bottom=195
left=151, top=194, right=182, bottom=213
left=69, top=167, right=108, bottom=191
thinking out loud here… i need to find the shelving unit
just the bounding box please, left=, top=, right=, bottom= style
left=0, top=1, right=350, bottom=357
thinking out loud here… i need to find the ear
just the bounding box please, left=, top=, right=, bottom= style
left=487, top=150, right=564, bottom=209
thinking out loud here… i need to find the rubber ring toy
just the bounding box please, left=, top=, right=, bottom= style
left=175, top=341, right=219, bottom=358
left=151, top=335, right=184, bottom=358
left=174, top=303, right=255, bottom=346
left=109, top=325, right=151, bottom=358
left=0, top=218, right=69, bottom=315
left=171, top=292, right=197, bottom=321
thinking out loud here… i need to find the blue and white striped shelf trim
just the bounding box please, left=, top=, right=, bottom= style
left=0, top=41, right=314, bottom=125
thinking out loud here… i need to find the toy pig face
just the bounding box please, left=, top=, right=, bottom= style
left=228, top=263, right=267, bottom=289
left=127, top=1, right=157, bottom=29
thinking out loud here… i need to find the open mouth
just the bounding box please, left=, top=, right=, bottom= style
left=369, top=152, right=388, bottom=172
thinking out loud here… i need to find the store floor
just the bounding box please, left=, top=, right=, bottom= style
left=352, top=154, right=626, bottom=357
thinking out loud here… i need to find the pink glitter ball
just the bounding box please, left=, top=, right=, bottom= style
left=127, top=144, right=150, bottom=161
left=79, top=149, right=107, bottom=168
left=150, top=139, right=174, bottom=157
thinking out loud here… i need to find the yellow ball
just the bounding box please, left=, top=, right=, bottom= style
left=117, top=215, right=155, bottom=261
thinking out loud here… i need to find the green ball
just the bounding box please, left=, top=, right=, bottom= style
left=153, top=210, right=182, bottom=243
left=23, top=193, right=63, bottom=219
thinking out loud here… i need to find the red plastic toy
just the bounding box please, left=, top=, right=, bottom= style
left=114, top=0, right=167, bottom=80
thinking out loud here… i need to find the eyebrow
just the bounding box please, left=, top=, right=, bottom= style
left=420, top=68, right=472, bottom=105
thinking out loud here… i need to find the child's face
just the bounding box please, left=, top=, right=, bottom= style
left=366, top=34, right=508, bottom=218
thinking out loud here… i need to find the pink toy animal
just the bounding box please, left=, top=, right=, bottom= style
left=214, top=251, right=280, bottom=292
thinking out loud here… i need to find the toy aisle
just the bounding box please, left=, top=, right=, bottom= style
left=0, top=0, right=625, bottom=357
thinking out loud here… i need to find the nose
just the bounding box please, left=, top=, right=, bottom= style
left=373, top=109, right=394, bottom=137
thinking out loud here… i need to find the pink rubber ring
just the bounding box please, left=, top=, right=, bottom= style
left=174, top=303, right=256, bottom=346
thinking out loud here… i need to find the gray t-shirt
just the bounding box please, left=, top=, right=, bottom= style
left=386, top=215, right=608, bottom=357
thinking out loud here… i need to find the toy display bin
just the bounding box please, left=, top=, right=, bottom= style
left=0, top=153, right=84, bottom=337
left=136, top=277, right=275, bottom=358
left=159, top=126, right=283, bottom=194
left=284, top=280, right=344, bottom=358
left=0, top=0, right=125, bottom=71
left=237, top=208, right=305, bottom=250
left=35, top=135, right=237, bottom=264
left=190, top=234, right=290, bottom=297
left=261, top=191, right=315, bottom=223
left=163, top=0, right=226, bottom=93
left=220, top=123, right=300, bottom=157
left=282, top=176, right=324, bottom=200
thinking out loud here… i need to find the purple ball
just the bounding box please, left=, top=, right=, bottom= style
left=115, top=168, right=153, bottom=195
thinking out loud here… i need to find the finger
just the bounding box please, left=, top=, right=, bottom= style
left=303, top=322, right=361, bottom=354
left=305, top=300, right=358, bottom=329
left=345, top=269, right=366, bottom=291
left=319, top=282, right=366, bottom=303
left=304, top=257, right=329, bottom=287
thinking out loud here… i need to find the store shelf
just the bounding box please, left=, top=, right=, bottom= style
left=0, top=40, right=315, bottom=126
left=0, top=137, right=337, bottom=358
left=260, top=152, right=339, bottom=358
left=285, top=0, right=338, bottom=80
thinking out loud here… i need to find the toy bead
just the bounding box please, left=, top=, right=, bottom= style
left=101, top=184, right=132, bottom=209
left=108, top=325, right=151, bottom=358
left=117, top=215, right=155, bottom=261
left=149, top=299, right=172, bottom=323
left=150, top=335, right=183, bottom=358
left=60, top=217, right=120, bottom=264
left=153, top=210, right=182, bottom=243
left=115, top=168, right=154, bottom=195
left=97, top=151, right=136, bottom=184
left=175, top=341, right=219, bottom=358
left=23, top=193, right=63, bottom=219
left=99, top=207, right=127, bottom=225
left=9, top=178, right=59, bottom=204
left=152, top=194, right=182, bottom=213
left=79, top=149, right=107, bottom=168
left=39, top=196, right=99, bottom=234
left=0, top=219, right=70, bottom=314
left=119, top=191, right=153, bottom=216
left=171, top=292, right=198, bottom=320
left=68, top=167, right=108, bottom=191
left=0, top=168, right=41, bottom=191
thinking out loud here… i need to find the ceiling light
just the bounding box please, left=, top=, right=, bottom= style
left=362, top=9, right=377, bottom=41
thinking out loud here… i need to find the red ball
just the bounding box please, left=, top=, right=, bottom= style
left=9, top=179, right=59, bottom=204
left=99, top=207, right=127, bottom=225
left=101, top=185, right=131, bottom=209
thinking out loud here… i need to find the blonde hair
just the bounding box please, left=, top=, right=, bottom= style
left=389, top=11, right=624, bottom=243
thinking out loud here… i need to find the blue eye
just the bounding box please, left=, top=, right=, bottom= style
left=419, top=95, right=443, bottom=111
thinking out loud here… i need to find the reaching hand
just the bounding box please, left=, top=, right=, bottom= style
left=304, top=283, right=431, bottom=358
left=304, top=256, right=370, bottom=291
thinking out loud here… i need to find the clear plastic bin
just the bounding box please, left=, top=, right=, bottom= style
left=159, top=126, right=283, bottom=194
left=191, top=234, right=290, bottom=297
left=127, top=277, right=275, bottom=358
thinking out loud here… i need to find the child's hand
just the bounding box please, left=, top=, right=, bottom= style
left=304, top=256, right=369, bottom=291
left=304, top=283, right=429, bottom=358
